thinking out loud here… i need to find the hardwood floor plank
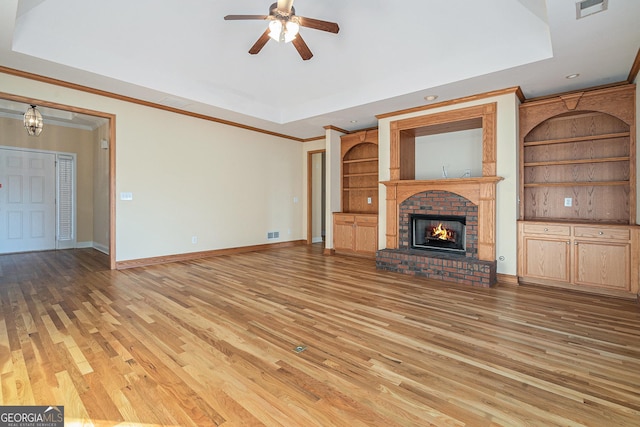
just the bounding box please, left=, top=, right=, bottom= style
left=1, top=246, right=640, bottom=426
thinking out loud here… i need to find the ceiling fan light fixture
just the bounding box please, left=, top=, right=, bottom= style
left=268, top=20, right=298, bottom=43
left=286, top=21, right=300, bottom=39
left=24, top=104, right=43, bottom=136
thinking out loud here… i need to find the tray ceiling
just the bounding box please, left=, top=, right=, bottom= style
left=0, top=0, right=638, bottom=138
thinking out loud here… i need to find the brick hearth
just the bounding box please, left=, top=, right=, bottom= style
left=376, top=248, right=497, bottom=287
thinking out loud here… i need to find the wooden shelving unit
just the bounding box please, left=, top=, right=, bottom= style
left=517, top=84, right=639, bottom=298
left=521, top=103, right=633, bottom=223
left=333, top=129, right=379, bottom=257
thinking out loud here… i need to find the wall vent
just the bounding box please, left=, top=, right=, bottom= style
left=267, top=231, right=280, bottom=239
left=576, top=0, right=608, bottom=19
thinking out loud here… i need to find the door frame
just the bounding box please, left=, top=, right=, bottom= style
left=0, top=91, right=117, bottom=269
left=306, top=149, right=326, bottom=245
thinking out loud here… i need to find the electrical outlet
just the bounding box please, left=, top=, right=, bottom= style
left=564, top=197, right=572, bottom=207
left=367, top=197, right=372, bottom=204
left=191, top=236, right=198, bottom=244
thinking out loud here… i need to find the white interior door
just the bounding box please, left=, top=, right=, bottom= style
left=0, top=148, right=56, bottom=253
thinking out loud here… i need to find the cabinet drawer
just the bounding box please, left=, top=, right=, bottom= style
left=334, top=214, right=355, bottom=224
left=574, top=227, right=630, bottom=241
left=355, top=215, right=378, bottom=225
left=522, top=223, right=571, bottom=236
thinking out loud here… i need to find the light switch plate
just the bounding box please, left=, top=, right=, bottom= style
left=564, top=197, right=572, bottom=207
left=120, top=192, right=133, bottom=201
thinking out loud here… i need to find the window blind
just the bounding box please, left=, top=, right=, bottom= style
left=57, top=155, right=74, bottom=241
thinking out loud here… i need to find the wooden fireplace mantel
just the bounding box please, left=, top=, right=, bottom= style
left=381, top=177, right=504, bottom=261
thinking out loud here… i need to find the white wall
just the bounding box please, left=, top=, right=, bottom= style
left=93, top=122, right=110, bottom=253
left=377, top=93, right=520, bottom=276
left=324, top=128, right=344, bottom=250
left=0, top=71, right=305, bottom=262
left=415, top=128, right=484, bottom=179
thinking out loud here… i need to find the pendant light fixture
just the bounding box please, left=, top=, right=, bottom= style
left=24, top=104, right=43, bottom=136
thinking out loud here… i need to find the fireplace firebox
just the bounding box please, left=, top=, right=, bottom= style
left=410, top=214, right=466, bottom=254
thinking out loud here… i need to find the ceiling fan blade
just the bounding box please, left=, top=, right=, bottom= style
left=224, top=15, right=270, bottom=21
left=297, top=16, right=339, bottom=33
left=249, top=29, right=271, bottom=55
left=292, top=34, right=313, bottom=60
left=277, top=0, right=295, bottom=13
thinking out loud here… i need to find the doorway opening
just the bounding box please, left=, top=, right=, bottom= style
left=307, top=150, right=326, bottom=246
left=0, top=93, right=116, bottom=268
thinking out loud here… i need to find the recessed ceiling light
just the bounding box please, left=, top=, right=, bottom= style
left=424, top=95, right=438, bottom=101
left=566, top=73, right=580, bottom=79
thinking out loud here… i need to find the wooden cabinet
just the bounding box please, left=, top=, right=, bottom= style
left=333, top=129, right=379, bottom=257
left=519, top=223, right=571, bottom=283
left=333, top=213, right=378, bottom=256
left=518, top=221, right=638, bottom=297
left=517, top=85, right=638, bottom=298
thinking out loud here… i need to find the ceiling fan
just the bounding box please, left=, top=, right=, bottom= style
left=224, top=0, right=340, bottom=60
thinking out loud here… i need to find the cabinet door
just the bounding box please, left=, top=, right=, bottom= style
left=355, top=223, right=377, bottom=254
left=522, top=237, right=571, bottom=283
left=574, top=241, right=630, bottom=290
left=334, top=221, right=355, bottom=251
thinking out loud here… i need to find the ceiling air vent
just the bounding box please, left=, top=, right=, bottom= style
left=576, top=0, right=608, bottom=19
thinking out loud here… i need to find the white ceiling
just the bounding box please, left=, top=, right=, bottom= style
left=0, top=0, right=639, bottom=139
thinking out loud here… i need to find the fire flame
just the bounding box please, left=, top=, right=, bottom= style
left=432, top=223, right=454, bottom=241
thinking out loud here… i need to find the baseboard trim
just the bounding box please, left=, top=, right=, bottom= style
left=115, top=240, right=306, bottom=270
left=93, top=242, right=110, bottom=255
left=496, top=273, right=518, bottom=286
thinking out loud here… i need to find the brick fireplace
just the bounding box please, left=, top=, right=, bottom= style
left=377, top=177, right=502, bottom=287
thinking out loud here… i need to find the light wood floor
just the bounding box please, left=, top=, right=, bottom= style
left=1, top=245, right=639, bottom=426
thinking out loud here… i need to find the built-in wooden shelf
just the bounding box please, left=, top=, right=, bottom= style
left=524, top=181, right=629, bottom=188
left=523, top=157, right=630, bottom=167
left=523, top=132, right=630, bottom=147
left=343, top=157, right=378, bottom=164
left=340, top=129, right=379, bottom=215
left=343, top=187, right=378, bottom=191
left=343, top=172, right=378, bottom=177
left=336, top=129, right=379, bottom=257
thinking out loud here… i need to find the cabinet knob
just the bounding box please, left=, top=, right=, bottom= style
left=575, top=242, right=579, bottom=245
left=598, top=231, right=604, bottom=235
left=566, top=241, right=570, bottom=245
left=544, top=228, right=549, bottom=232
